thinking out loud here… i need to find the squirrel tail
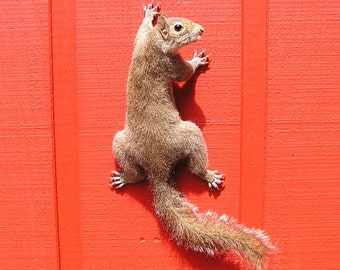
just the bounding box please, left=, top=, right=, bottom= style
left=151, top=180, right=275, bottom=270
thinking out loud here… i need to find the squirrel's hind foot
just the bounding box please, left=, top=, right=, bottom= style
left=110, top=171, right=125, bottom=189
left=206, top=170, right=224, bottom=190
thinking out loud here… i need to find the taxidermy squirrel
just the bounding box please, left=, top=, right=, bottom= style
left=111, top=2, right=275, bottom=269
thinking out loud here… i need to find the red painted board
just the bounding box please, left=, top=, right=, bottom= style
left=74, top=0, right=241, bottom=269
left=266, top=1, right=340, bottom=269
left=0, top=1, right=59, bottom=269
left=240, top=0, right=268, bottom=228
left=0, top=0, right=339, bottom=269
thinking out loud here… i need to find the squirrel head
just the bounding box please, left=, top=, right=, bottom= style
left=155, top=15, right=204, bottom=54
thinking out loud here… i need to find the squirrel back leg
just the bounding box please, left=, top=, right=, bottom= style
left=180, top=121, right=224, bottom=189
left=111, top=130, right=146, bottom=188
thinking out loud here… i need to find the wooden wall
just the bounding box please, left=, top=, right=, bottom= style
left=0, top=0, right=339, bottom=269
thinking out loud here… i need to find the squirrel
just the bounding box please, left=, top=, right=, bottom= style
left=111, top=2, right=275, bottom=269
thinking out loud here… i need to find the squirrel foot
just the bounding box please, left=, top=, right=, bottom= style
left=144, top=1, right=160, bottom=22
left=189, top=50, right=210, bottom=70
left=206, top=170, right=224, bottom=190
left=110, top=170, right=125, bottom=189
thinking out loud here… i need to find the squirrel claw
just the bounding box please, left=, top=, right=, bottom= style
left=111, top=170, right=120, bottom=176
left=195, top=49, right=206, bottom=58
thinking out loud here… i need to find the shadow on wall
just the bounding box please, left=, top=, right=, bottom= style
left=174, top=64, right=209, bottom=128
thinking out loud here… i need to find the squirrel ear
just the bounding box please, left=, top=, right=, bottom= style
left=157, top=15, right=169, bottom=39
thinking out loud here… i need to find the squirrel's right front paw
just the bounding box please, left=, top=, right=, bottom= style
left=110, top=171, right=125, bottom=189
left=144, top=1, right=160, bottom=21
left=189, top=50, right=210, bottom=70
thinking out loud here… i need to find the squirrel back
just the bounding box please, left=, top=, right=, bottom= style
left=126, top=14, right=205, bottom=128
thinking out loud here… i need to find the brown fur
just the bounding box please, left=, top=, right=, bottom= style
left=111, top=3, right=275, bottom=269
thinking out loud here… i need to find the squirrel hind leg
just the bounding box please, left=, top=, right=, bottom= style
left=180, top=122, right=224, bottom=190
left=110, top=163, right=146, bottom=189
left=188, top=157, right=224, bottom=191
left=112, top=131, right=146, bottom=188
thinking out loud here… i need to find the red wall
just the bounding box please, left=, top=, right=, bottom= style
left=0, top=0, right=339, bottom=269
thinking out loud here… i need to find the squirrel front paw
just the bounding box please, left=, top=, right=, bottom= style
left=144, top=1, right=160, bottom=23
left=188, top=50, right=210, bottom=70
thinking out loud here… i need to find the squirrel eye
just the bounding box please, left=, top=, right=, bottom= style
left=174, top=24, right=183, bottom=32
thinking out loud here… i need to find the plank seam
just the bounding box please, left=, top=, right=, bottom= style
left=50, top=0, right=81, bottom=268
left=48, top=0, right=61, bottom=268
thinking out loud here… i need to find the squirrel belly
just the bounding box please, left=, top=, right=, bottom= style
left=111, top=2, right=275, bottom=269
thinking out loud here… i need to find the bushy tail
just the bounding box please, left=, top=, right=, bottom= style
left=151, top=180, right=275, bottom=269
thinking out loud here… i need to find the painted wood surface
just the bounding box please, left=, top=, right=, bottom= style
left=266, top=1, right=340, bottom=269
left=0, top=0, right=339, bottom=269
left=0, top=1, right=59, bottom=269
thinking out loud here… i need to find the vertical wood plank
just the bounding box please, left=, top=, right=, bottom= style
left=75, top=1, right=242, bottom=269
left=240, top=0, right=268, bottom=226
left=50, top=0, right=81, bottom=268
left=266, top=1, right=340, bottom=269
left=0, top=0, right=58, bottom=268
